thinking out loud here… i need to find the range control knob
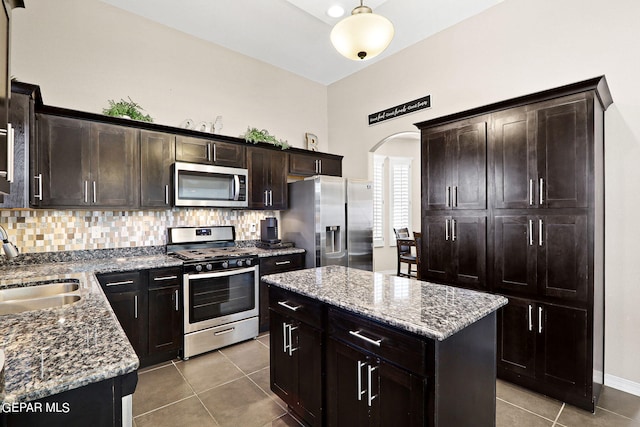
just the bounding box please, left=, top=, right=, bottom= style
left=221, top=261, right=229, bottom=269
left=195, top=264, right=203, bottom=272
left=246, top=258, right=253, bottom=266
left=237, top=259, right=244, bottom=267
left=205, top=263, right=213, bottom=271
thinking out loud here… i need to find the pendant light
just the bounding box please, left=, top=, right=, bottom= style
left=330, top=1, right=395, bottom=61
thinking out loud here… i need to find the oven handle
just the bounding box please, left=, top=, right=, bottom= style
left=185, top=266, right=257, bottom=280
left=233, top=175, right=240, bottom=201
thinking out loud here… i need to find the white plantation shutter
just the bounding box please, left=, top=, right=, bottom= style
left=372, top=155, right=385, bottom=247
left=389, top=157, right=412, bottom=245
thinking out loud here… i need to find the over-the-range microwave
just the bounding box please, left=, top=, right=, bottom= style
left=174, top=162, right=248, bottom=208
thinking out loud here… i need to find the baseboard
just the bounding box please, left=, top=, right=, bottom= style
left=605, top=374, right=640, bottom=397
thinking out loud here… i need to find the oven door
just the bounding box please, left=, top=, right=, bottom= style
left=183, top=265, right=258, bottom=334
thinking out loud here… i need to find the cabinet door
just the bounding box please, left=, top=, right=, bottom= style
left=140, top=130, right=174, bottom=207
left=326, top=338, right=371, bottom=427
left=175, top=135, right=210, bottom=164
left=106, top=289, right=146, bottom=357
left=377, top=359, right=425, bottom=427
left=211, top=140, right=245, bottom=168
left=494, top=215, right=537, bottom=295
left=90, top=123, right=138, bottom=207
left=451, top=215, right=486, bottom=289
left=148, top=285, right=181, bottom=355
left=247, top=146, right=269, bottom=208
left=0, top=2, right=9, bottom=195
left=538, top=215, right=588, bottom=302
left=269, top=310, right=298, bottom=407
left=450, top=122, right=487, bottom=210
left=289, top=153, right=342, bottom=177
left=497, top=296, right=536, bottom=379
left=295, top=321, right=323, bottom=426
left=37, top=114, right=91, bottom=207
left=422, top=129, right=448, bottom=210
left=538, top=304, right=588, bottom=396
left=493, top=108, right=536, bottom=209
left=421, top=216, right=450, bottom=283
left=267, top=150, right=288, bottom=209
left=535, top=98, right=589, bottom=208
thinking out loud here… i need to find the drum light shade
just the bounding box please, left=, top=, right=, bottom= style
left=330, top=2, right=394, bottom=61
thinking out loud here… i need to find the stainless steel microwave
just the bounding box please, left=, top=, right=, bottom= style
left=174, top=162, right=248, bottom=208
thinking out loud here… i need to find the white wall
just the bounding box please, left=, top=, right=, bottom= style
left=10, top=0, right=328, bottom=152
left=328, top=0, right=640, bottom=391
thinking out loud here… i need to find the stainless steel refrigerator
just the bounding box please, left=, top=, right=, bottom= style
left=281, top=176, right=373, bottom=271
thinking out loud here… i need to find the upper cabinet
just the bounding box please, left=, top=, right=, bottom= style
left=493, top=95, right=589, bottom=209
left=247, top=146, right=287, bottom=210
left=35, top=114, right=139, bottom=208
left=421, top=119, right=487, bottom=211
left=140, top=130, right=174, bottom=208
left=289, top=151, right=342, bottom=177
left=175, top=135, right=245, bottom=168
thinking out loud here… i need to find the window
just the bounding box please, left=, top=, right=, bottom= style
left=389, top=157, right=412, bottom=245
left=372, top=155, right=385, bottom=247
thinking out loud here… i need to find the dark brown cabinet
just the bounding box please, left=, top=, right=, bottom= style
left=422, top=119, right=487, bottom=211
left=417, top=77, right=611, bottom=412
left=36, top=114, right=138, bottom=208
left=175, top=135, right=245, bottom=168
left=247, top=146, right=287, bottom=209
left=498, top=296, right=589, bottom=399
left=258, top=252, right=305, bottom=332
left=269, top=287, right=323, bottom=427
left=98, top=267, right=183, bottom=368
left=422, top=215, right=486, bottom=290
left=289, top=151, right=342, bottom=177
left=140, top=130, right=174, bottom=207
left=493, top=96, right=589, bottom=210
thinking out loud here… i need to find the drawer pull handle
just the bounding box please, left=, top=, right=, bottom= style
left=105, top=280, right=134, bottom=287
left=357, top=360, right=366, bottom=401
left=349, top=330, right=382, bottom=347
left=153, top=275, right=178, bottom=281
left=275, top=261, right=291, bottom=266
left=278, top=301, right=301, bottom=311
left=214, top=327, right=235, bottom=336
left=367, top=365, right=378, bottom=407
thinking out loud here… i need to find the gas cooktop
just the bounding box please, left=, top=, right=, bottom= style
left=172, top=246, right=255, bottom=262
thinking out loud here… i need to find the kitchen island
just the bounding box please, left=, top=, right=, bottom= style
left=262, top=266, right=508, bottom=427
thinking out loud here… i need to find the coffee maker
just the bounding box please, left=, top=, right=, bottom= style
left=260, top=217, right=281, bottom=244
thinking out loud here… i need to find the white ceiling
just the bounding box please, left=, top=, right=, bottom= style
left=99, top=0, right=503, bottom=85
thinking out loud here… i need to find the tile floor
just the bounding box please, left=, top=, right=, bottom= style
left=132, top=333, right=640, bottom=427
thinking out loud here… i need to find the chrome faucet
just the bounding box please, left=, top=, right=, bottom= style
left=0, top=225, right=19, bottom=259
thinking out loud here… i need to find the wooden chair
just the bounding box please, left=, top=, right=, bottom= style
left=394, top=228, right=417, bottom=278
left=413, top=231, right=422, bottom=280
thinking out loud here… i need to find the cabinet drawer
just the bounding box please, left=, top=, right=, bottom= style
left=148, top=267, right=182, bottom=288
left=269, top=286, right=323, bottom=330
left=97, top=271, right=142, bottom=293
left=328, top=308, right=430, bottom=376
left=260, top=253, right=305, bottom=276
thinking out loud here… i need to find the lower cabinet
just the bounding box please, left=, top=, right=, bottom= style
left=498, top=295, right=590, bottom=405
left=97, top=266, right=183, bottom=367
left=259, top=252, right=305, bottom=332
left=269, top=287, right=323, bottom=427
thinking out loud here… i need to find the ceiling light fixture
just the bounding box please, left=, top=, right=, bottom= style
left=330, top=0, right=394, bottom=61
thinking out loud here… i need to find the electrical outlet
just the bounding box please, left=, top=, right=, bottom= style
left=249, top=223, right=257, bottom=233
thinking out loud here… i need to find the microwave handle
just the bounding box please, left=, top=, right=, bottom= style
left=233, top=175, right=240, bottom=201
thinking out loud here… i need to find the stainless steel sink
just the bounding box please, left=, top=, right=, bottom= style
left=0, top=282, right=80, bottom=302
left=0, top=281, right=82, bottom=315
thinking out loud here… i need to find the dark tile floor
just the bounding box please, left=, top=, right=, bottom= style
left=132, top=333, right=640, bottom=427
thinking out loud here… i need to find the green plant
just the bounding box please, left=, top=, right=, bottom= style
left=242, top=127, right=290, bottom=150
left=102, top=97, right=153, bottom=122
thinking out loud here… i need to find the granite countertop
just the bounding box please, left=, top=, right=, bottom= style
left=0, top=254, right=181, bottom=404
left=251, top=247, right=305, bottom=258
left=262, top=265, right=508, bottom=341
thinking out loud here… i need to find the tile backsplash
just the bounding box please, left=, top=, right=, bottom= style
left=0, top=208, right=278, bottom=254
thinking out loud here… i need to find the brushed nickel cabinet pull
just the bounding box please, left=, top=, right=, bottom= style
left=529, top=220, right=534, bottom=246
left=153, top=275, right=178, bottom=281
left=349, top=330, right=382, bottom=347
left=357, top=360, right=366, bottom=401
left=134, top=295, right=138, bottom=319
left=165, top=185, right=170, bottom=205
left=538, top=219, right=543, bottom=246
left=538, top=306, right=543, bottom=333
left=445, top=219, right=450, bottom=241
left=539, top=178, right=544, bottom=205
left=278, top=301, right=301, bottom=311
left=453, top=186, right=458, bottom=207
left=451, top=219, right=457, bottom=242
left=528, top=304, right=533, bottom=331
left=529, top=179, right=534, bottom=205
left=105, top=280, right=134, bottom=287
left=34, top=174, right=43, bottom=201
left=446, top=186, right=451, bottom=207
left=275, top=261, right=291, bottom=266
left=367, top=365, right=378, bottom=407
left=174, top=289, right=179, bottom=311
left=93, top=181, right=97, bottom=204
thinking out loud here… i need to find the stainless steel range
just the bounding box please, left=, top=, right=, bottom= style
left=167, top=225, right=259, bottom=359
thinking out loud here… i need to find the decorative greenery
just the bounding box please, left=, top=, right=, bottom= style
left=102, top=97, right=153, bottom=122
left=242, top=127, right=290, bottom=150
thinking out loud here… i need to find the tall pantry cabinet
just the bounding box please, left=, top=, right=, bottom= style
left=416, top=77, right=612, bottom=412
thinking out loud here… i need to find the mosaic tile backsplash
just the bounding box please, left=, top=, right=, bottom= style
left=0, top=208, right=279, bottom=254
